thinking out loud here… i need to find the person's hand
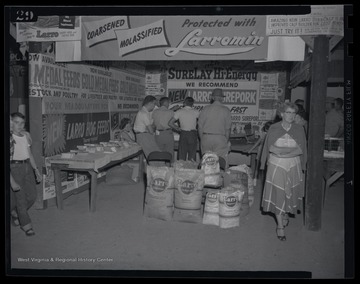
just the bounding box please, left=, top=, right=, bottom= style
left=34, top=168, right=42, bottom=183
left=11, top=180, right=21, bottom=192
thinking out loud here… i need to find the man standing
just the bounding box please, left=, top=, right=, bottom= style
left=152, top=97, right=175, bottom=162
left=198, top=88, right=232, bottom=166
left=169, top=97, right=199, bottom=161
left=325, top=98, right=344, bottom=137
left=133, top=95, right=160, bottom=158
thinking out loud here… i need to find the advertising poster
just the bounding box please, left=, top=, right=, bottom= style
left=258, top=72, right=285, bottom=121
left=17, top=16, right=82, bottom=42
left=266, top=5, right=343, bottom=37
left=165, top=62, right=261, bottom=137
left=108, top=97, right=142, bottom=140
left=28, top=52, right=145, bottom=198
left=81, top=15, right=268, bottom=61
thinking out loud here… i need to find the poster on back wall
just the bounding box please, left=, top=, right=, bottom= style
left=166, top=62, right=259, bottom=137
left=28, top=52, right=144, bottom=155
left=28, top=52, right=145, bottom=199
left=165, top=61, right=285, bottom=137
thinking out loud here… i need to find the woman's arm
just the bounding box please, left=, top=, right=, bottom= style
left=269, top=144, right=303, bottom=157
left=260, top=130, right=271, bottom=170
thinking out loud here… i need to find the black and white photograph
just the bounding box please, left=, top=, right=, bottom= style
left=4, top=4, right=354, bottom=279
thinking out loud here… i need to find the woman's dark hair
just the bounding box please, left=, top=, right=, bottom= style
left=142, top=95, right=157, bottom=106
left=262, top=121, right=274, bottom=132
left=273, top=113, right=282, bottom=123
left=296, top=103, right=305, bottom=112
left=119, top=118, right=131, bottom=130
left=296, top=108, right=308, bottom=121
left=334, top=98, right=344, bottom=108
left=11, top=112, right=25, bottom=120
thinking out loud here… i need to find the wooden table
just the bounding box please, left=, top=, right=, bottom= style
left=323, top=151, right=344, bottom=205
left=229, top=138, right=258, bottom=175
left=47, top=145, right=143, bottom=212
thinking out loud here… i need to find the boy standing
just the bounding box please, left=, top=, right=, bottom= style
left=10, top=112, right=42, bottom=236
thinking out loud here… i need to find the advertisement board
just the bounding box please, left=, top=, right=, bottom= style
left=81, top=15, right=268, bottom=61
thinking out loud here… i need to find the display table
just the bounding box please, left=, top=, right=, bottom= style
left=229, top=139, right=258, bottom=175
left=174, top=138, right=259, bottom=173
left=323, top=151, right=344, bottom=205
left=47, top=144, right=143, bottom=212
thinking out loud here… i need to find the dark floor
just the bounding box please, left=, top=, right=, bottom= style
left=8, top=170, right=347, bottom=279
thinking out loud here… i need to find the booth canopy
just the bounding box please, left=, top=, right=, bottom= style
left=13, top=5, right=344, bottom=62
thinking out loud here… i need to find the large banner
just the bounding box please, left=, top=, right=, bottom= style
left=81, top=15, right=268, bottom=61
left=28, top=53, right=145, bottom=200
left=28, top=53, right=145, bottom=156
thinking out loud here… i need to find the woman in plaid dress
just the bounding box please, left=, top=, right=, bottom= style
left=260, top=102, right=307, bottom=241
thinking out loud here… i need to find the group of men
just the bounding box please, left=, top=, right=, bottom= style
left=133, top=88, right=231, bottom=166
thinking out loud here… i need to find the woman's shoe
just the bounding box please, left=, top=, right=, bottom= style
left=25, top=229, right=35, bottom=236
left=282, top=216, right=289, bottom=227
left=276, top=227, right=286, bottom=241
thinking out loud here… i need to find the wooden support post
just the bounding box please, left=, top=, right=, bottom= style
left=305, top=35, right=329, bottom=231
left=285, top=62, right=292, bottom=101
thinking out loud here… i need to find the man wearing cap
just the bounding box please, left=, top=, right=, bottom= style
left=198, top=88, right=232, bottom=167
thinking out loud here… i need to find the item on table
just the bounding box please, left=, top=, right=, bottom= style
left=61, top=152, right=76, bottom=159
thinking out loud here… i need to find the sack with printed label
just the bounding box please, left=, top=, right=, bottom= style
left=173, top=168, right=205, bottom=223
left=228, top=164, right=254, bottom=206
left=202, top=190, right=221, bottom=226
left=144, top=166, right=174, bottom=221
left=226, top=165, right=254, bottom=217
left=219, top=187, right=244, bottom=229
left=201, top=152, right=222, bottom=187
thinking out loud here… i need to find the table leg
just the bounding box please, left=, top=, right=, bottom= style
left=53, top=168, right=63, bottom=210
left=90, top=171, right=98, bottom=212
left=250, top=153, right=256, bottom=177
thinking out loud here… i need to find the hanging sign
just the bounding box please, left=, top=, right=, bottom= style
left=81, top=15, right=268, bottom=61
left=266, top=5, right=344, bottom=37
left=16, top=16, right=81, bottom=42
